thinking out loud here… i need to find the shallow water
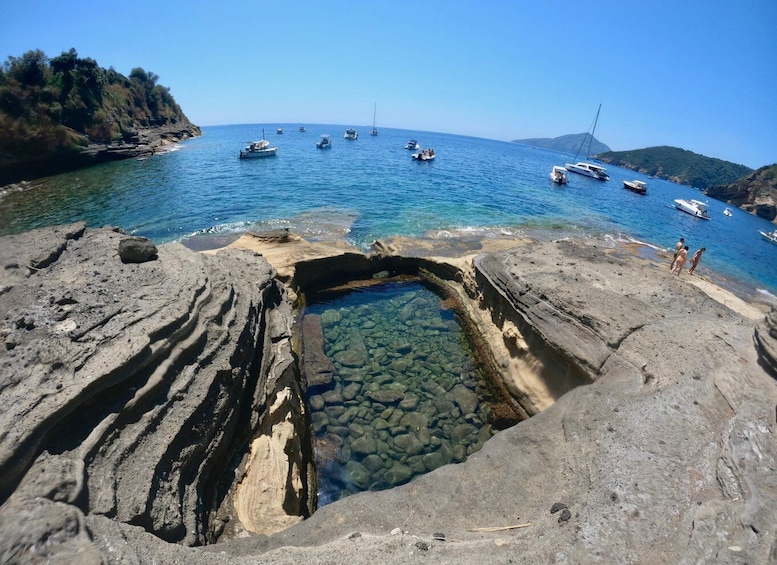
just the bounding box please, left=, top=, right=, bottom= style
left=1, top=124, right=776, bottom=298
left=304, top=282, right=495, bottom=506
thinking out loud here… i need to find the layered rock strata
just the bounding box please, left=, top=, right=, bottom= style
left=0, top=223, right=312, bottom=562
left=1, top=228, right=777, bottom=564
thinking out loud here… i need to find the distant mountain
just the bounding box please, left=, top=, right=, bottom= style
left=595, top=146, right=752, bottom=190
left=511, top=133, right=611, bottom=155
left=706, top=164, right=777, bottom=223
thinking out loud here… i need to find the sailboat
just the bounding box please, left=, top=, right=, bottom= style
left=370, top=102, right=378, bottom=136
left=565, top=104, right=609, bottom=181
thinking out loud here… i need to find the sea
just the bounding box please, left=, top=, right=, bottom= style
left=1, top=124, right=776, bottom=302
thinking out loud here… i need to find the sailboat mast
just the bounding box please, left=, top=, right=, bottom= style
left=585, top=104, right=601, bottom=160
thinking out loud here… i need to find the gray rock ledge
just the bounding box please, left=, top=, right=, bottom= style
left=1, top=227, right=777, bottom=564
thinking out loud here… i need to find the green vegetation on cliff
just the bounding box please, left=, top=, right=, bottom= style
left=706, top=164, right=777, bottom=222
left=595, top=146, right=752, bottom=189
left=0, top=48, right=193, bottom=169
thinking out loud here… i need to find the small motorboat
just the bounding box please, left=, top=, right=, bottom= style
left=316, top=134, right=332, bottom=149
left=674, top=198, right=711, bottom=220
left=344, top=128, right=358, bottom=140
left=412, top=148, right=435, bottom=162
left=405, top=139, right=420, bottom=150
left=239, top=129, right=278, bottom=159
left=277, top=128, right=284, bottom=134
left=299, top=126, right=306, bottom=132
left=623, top=179, right=647, bottom=195
left=549, top=166, right=568, bottom=184
left=723, top=207, right=733, bottom=216
left=759, top=229, right=777, bottom=245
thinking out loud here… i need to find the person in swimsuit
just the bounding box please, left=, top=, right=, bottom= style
left=688, top=247, right=706, bottom=275
left=672, top=246, right=689, bottom=276
left=670, top=238, right=684, bottom=270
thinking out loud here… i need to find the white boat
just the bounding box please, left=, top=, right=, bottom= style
left=276, top=128, right=284, bottom=134
left=344, top=128, right=358, bottom=140
left=549, top=166, right=568, bottom=184
left=412, top=148, right=435, bottom=161
left=760, top=230, right=777, bottom=244
left=370, top=102, right=378, bottom=136
left=674, top=198, right=711, bottom=220
left=316, top=134, right=332, bottom=149
left=565, top=162, right=609, bottom=181
left=239, top=129, right=278, bottom=159
left=723, top=207, right=733, bottom=216
left=565, top=104, right=609, bottom=181
left=623, top=179, right=647, bottom=194
left=405, top=140, right=420, bottom=150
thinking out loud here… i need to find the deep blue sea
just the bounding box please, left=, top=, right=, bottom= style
left=1, top=124, right=776, bottom=300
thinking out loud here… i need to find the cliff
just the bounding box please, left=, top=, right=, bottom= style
left=2, top=227, right=777, bottom=564
left=0, top=49, right=200, bottom=184
left=705, top=164, right=777, bottom=223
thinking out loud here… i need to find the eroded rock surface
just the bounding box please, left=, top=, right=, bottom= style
left=2, top=231, right=777, bottom=564
left=0, top=224, right=312, bottom=562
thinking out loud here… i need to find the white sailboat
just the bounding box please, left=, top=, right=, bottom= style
left=565, top=104, right=610, bottom=181
left=370, top=102, right=378, bottom=136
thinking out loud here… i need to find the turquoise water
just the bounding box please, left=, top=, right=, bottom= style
left=1, top=123, right=775, bottom=297
left=305, top=281, right=495, bottom=505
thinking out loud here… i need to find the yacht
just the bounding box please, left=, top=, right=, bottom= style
left=344, top=128, right=358, bottom=140
left=565, top=162, right=609, bottom=181
left=405, top=140, right=420, bottom=150
left=622, top=179, right=647, bottom=194
left=674, top=198, right=711, bottom=220
left=760, top=229, right=777, bottom=245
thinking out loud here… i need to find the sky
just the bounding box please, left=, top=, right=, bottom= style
left=1, top=1, right=776, bottom=169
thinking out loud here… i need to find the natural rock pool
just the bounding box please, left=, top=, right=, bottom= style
left=302, top=280, right=497, bottom=506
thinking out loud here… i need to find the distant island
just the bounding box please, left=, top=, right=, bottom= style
left=0, top=48, right=200, bottom=184
left=512, top=133, right=610, bottom=156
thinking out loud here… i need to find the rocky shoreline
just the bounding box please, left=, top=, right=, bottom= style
left=0, top=121, right=201, bottom=187
left=2, top=225, right=777, bottom=564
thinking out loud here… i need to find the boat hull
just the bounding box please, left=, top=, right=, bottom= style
left=240, top=148, right=278, bottom=158
left=674, top=199, right=711, bottom=220
left=565, top=162, right=609, bottom=181
left=622, top=180, right=647, bottom=194
left=760, top=231, right=777, bottom=245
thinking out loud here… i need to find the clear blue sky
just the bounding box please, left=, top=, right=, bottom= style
left=2, top=0, right=775, bottom=168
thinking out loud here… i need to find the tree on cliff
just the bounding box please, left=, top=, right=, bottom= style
left=0, top=48, right=192, bottom=174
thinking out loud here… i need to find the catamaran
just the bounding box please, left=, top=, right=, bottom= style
left=565, top=104, right=610, bottom=181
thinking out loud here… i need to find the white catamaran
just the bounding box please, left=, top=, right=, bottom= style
left=565, top=104, right=610, bottom=181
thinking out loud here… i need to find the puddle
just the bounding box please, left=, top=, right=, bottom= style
left=302, top=281, right=496, bottom=506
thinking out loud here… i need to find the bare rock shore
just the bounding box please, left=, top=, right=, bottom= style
left=2, top=226, right=777, bottom=564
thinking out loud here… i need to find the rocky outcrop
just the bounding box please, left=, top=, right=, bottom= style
left=706, top=164, right=777, bottom=223
left=754, top=305, right=777, bottom=377
left=2, top=229, right=777, bottom=564
left=0, top=224, right=312, bottom=562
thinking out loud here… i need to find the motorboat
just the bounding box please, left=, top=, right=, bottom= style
left=344, top=128, right=358, bottom=140
left=760, top=229, right=777, bottom=245
left=239, top=129, right=278, bottom=159
left=405, top=140, right=420, bottom=150
left=549, top=166, right=568, bottom=184
left=723, top=207, right=733, bottom=216
left=565, top=161, right=610, bottom=181
left=412, top=148, right=435, bottom=162
left=622, top=179, right=647, bottom=195
left=316, top=134, right=332, bottom=149
left=674, top=198, right=711, bottom=220
left=277, top=128, right=284, bottom=134
left=299, top=126, right=306, bottom=132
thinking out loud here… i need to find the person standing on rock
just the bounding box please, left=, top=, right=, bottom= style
left=688, top=247, right=706, bottom=275
left=672, top=245, right=689, bottom=276
left=670, top=238, right=685, bottom=270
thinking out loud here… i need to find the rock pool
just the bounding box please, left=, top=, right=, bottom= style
left=302, top=281, right=496, bottom=506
